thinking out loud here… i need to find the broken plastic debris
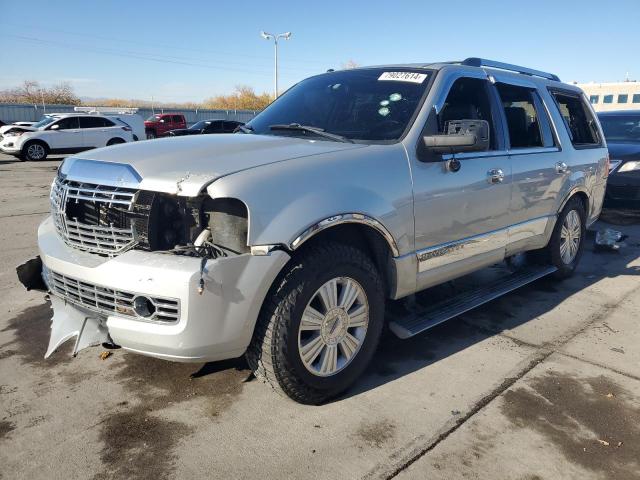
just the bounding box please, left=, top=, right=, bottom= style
left=99, top=351, right=112, bottom=360
left=594, top=228, right=627, bottom=252
left=606, top=393, right=615, bottom=398
left=597, top=439, right=610, bottom=446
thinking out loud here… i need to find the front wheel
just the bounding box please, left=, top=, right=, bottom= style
left=21, top=141, right=48, bottom=161
left=146, top=130, right=156, bottom=139
left=247, top=243, right=385, bottom=404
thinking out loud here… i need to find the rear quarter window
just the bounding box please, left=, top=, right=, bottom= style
left=549, top=90, right=602, bottom=148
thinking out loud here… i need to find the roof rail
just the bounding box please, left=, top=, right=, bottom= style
left=462, top=58, right=560, bottom=82
left=74, top=106, right=139, bottom=114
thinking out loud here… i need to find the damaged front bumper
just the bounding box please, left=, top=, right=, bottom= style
left=19, top=216, right=290, bottom=362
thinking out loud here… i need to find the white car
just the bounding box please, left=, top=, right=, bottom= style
left=0, top=113, right=139, bottom=161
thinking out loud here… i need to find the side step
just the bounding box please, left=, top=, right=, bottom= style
left=388, top=264, right=558, bottom=339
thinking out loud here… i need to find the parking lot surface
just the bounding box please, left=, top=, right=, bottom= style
left=1, top=152, right=639, bottom=480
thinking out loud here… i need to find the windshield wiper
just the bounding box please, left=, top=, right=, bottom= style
left=235, top=125, right=255, bottom=134
left=269, top=123, right=354, bottom=143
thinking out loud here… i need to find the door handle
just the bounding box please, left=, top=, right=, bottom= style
left=555, top=161, right=568, bottom=174
left=487, top=168, right=505, bottom=184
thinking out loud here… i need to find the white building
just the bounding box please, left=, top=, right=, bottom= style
left=576, top=81, right=640, bottom=112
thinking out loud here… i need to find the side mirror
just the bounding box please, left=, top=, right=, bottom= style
left=423, top=119, right=489, bottom=154
left=49, top=124, right=60, bottom=131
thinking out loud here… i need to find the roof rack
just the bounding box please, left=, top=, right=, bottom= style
left=74, top=106, right=139, bottom=114
left=461, top=58, right=560, bottom=82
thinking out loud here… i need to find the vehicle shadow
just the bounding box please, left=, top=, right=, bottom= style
left=339, top=216, right=640, bottom=401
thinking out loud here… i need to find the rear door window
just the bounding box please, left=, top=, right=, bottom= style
left=495, top=83, right=554, bottom=148
left=79, top=117, right=105, bottom=129
left=550, top=91, right=601, bottom=147
left=173, top=115, right=183, bottom=123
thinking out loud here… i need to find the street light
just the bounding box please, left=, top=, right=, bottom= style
left=260, top=31, right=292, bottom=99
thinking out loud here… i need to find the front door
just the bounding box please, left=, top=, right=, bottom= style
left=45, top=116, right=82, bottom=150
left=410, top=73, right=512, bottom=290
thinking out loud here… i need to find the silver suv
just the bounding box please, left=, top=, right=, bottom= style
left=20, top=58, right=608, bottom=404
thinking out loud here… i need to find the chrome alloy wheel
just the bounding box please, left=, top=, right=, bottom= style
left=298, top=276, right=369, bottom=377
left=560, top=209, right=581, bottom=264
left=27, top=143, right=45, bottom=160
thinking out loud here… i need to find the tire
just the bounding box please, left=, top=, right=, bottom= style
left=247, top=242, right=385, bottom=404
left=21, top=141, right=48, bottom=161
left=541, top=197, right=587, bottom=279
left=106, top=138, right=125, bottom=146
left=146, top=130, right=156, bottom=139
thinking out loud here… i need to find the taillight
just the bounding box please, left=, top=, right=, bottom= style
left=121, top=126, right=132, bottom=132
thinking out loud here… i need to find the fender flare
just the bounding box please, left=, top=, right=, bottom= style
left=289, top=213, right=400, bottom=257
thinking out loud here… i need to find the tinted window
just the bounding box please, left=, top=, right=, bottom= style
left=205, top=121, right=223, bottom=133
left=551, top=91, right=601, bottom=146
left=633, top=94, right=640, bottom=104
left=173, top=115, right=183, bottom=123
left=103, top=118, right=115, bottom=127
left=599, top=115, right=640, bottom=142
left=496, top=84, right=545, bottom=148
left=247, top=68, right=431, bottom=142
left=618, top=94, right=628, bottom=104
left=223, top=121, right=241, bottom=132
left=79, top=117, right=106, bottom=128
left=54, top=117, right=80, bottom=130
left=589, top=95, right=599, bottom=104
left=603, top=95, right=614, bottom=104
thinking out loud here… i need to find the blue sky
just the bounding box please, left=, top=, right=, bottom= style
left=1, top=0, right=638, bottom=103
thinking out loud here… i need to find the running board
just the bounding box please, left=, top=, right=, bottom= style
left=389, top=265, right=558, bottom=339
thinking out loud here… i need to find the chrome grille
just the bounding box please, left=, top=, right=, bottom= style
left=50, top=176, right=138, bottom=256
left=43, top=266, right=180, bottom=323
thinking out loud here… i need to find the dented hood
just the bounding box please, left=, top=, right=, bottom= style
left=63, top=134, right=365, bottom=196
left=0, top=125, right=37, bottom=135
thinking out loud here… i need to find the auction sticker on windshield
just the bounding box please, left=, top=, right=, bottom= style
left=378, top=72, right=428, bottom=83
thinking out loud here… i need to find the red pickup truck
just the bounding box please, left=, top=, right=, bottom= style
left=144, top=113, right=186, bottom=139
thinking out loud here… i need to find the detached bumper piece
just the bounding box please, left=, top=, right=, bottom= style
left=46, top=296, right=110, bottom=358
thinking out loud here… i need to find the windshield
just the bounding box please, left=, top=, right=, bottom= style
left=33, top=116, right=57, bottom=129
left=189, top=121, right=210, bottom=130
left=599, top=115, right=640, bottom=143
left=146, top=115, right=161, bottom=122
left=247, top=68, right=431, bottom=142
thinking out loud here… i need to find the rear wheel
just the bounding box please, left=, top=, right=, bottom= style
left=540, top=197, right=587, bottom=278
left=21, top=141, right=48, bottom=161
left=247, top=243, right=385, bottom=404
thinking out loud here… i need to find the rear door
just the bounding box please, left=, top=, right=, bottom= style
left=204, top=121, right=225, bottom=134
left=79, top=116, right=107, bottom=147
left=490, top=77, right=561, bottom=253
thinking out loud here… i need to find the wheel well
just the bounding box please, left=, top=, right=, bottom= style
left=22, top=139, right=49, bottom=151
left=292, top=223, right=396, bottom=298
left=567, top=191, right=589, bottom=217
left=107, top=137, right=126, bottom=145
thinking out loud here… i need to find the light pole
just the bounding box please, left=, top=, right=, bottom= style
left=260, top=31, right=291, bottom=99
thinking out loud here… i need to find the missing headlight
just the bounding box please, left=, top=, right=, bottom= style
left=203, top=198, right=249, bottom=254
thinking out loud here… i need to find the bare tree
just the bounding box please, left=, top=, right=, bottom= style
left=341, top=59, right=360, bottom=70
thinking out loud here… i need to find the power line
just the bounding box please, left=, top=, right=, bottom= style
left=2, top=33, right=313, bottom=79
left=0, top=21, right=332, bottom=68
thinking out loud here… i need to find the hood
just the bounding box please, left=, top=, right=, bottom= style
left=607, top=142, right=640, bottom=160
left=62, top=133, right=366, bottom=196
left=0, top=125, right=37, bottom=135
